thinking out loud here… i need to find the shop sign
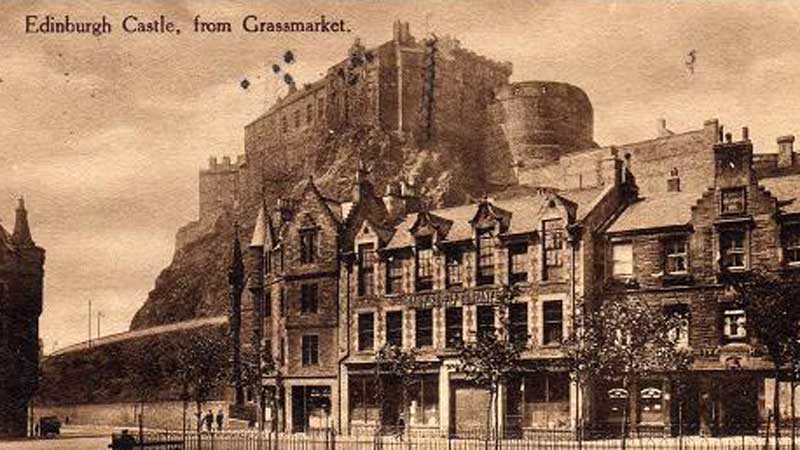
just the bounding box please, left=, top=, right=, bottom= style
left=400, top=287, right=506, bottom=308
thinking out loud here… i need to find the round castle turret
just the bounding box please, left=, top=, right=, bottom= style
left=494, top=81, right=594, bottom=168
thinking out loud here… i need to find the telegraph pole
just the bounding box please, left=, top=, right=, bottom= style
left=88, top=300, right=92, bottom=347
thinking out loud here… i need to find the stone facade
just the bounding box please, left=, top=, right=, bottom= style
left=0, top=199, right=45, bottom=438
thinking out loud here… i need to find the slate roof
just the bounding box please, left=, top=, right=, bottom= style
left=606, top=191, right=700, bottom=234
left=762, top=174, right=800, bottom=215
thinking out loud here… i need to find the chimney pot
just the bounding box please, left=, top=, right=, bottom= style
left=742, top=127, right=749, bottom=141
left=778, top=135, right=796, bottom=168
left=725, top=132, right=733, bottom=143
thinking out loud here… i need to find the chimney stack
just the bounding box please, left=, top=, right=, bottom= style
left=778, top=135, right=796, bottom=168
left=657, top=119, right=672, bottom=138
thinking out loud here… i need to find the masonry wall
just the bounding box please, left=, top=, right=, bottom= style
left=37, top=400, right=227, bottom=430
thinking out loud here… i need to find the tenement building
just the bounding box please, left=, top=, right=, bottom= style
left=0, top=199, right=45, bottom=438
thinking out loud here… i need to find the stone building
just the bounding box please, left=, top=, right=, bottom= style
left=599, top=128, right=800, bottom=436
left=0, top=199, right=45, bottom=438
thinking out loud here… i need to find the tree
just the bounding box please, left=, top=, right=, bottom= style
left=563, top=295, right=692, bottom=448
left=375, top=343, right=418, bottom=438
left=172, top=330, right=229, bottom=444
left=721, top=269, right=800, bottom=450
left=240, top=336, right=279, bottom=431
left=454, top=286, right=526, bottom=443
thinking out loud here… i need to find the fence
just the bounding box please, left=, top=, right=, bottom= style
left=128, top=430, right=793, bottom=450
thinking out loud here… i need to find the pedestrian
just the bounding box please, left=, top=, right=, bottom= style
left=216, top=408, right=224, bottom=432
left=204, top=409, right=214, bottom=432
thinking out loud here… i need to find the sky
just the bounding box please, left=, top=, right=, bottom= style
left=1, top=0, right=799, bottom=353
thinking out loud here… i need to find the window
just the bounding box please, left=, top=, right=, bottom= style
left=523, top=373, right=569, bottom=429
left=509, top=303, right=529, bottom=347
left=665, top=238, right=688, bottom=274
left=543, top=219, right=564, bottom=281
left=386, top=256, right=404, bottom=294
left=317, top=97, right=325, bottom=120
left=723, top=309, right=746, bottom=342
left=385, top=311, right=403, bottom=347
left=416, top=236, right=434, bottom=291
left=264, top=339, right=272, bottom=359
left=358, top=244, right=376, bottom=296
left=280, top=287, right=286, bottom=317
left=611, top=242, right=633, bottom=279
left=542, top=301, right=563, bottom=345
left=476, top=305, right=495, bottom=339
left=446, top=250, right=463, bottom=287
left=358, top=312, right=375, bottom=351
left=293, top=110, right=301, bottom=128
left=721, top=188, right=746, bottom=214
left=720, top=230, right=746, bottom=269
left=666, top=304, right=690, bottom=348
left=445, top=307, right=463, bottom=348
left=265, top=250, right=271, bottom=274
left=281, top=116, right=288, bottom=133
left=300, top=230, right=316, bottom=264
left=264, top=291, right=272, bottom=318
left=415, top=309, right=433, bottom=348
left=306, top=104, right=314, bottom=125
left=407, top=375, right=439, bottom=426
left=638, top=381, right=664, bottom=425
left=508, top=243, right=528, bottom=284
left=477, top=230, right=495, bottom=286
left=349, top=376, right=379, bottom=424
left=302, top=335, right=319, bottom=366
left=300, top=284, right=318, bottom=314
left=784, top=226, right=800, bottom=264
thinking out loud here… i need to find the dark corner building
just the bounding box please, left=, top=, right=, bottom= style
left=0, top=198, right=45, bottom=438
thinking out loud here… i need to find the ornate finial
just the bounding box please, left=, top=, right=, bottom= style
left=17, top=196, right=25, bottom=210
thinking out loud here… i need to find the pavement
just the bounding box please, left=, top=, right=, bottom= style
left=0, top=425, right=125, bottom=450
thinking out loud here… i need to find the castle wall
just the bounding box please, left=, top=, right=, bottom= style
left=198, top=156, right=242, bottom=224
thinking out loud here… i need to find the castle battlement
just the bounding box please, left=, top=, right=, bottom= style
left=202, top=154, right=245, bottom=174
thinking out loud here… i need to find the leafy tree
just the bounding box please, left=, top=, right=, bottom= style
left=375, top=343, right=418, bottom=437
left=240, top=336, right=279, bottom=431
left=563, top=295, right=692, bottom=448
left=721, top=269, right=800, bottom=449
left=454, top=286, right=525, bottom=442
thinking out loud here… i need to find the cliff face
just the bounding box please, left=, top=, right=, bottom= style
left=130, top=124, right=490, bottom=331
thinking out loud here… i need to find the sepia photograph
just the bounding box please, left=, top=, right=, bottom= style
left=2, top=1, right=800, bottom=449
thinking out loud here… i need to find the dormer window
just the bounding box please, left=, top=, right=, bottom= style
left=446, top=250, right=463, bottom=288
left=477, top=229, right=495, bottom=286
left=299, top=229, right=317, bottom=264
left=508, top=243, right=528, bottom=285
left=386, top=255, right=404, bottom=294
left=416, top=236, right=434, bottom=291
left=358, top=243, right=376, bottom=297
left=543, top=219, right=564, bottom=281
left=721, top=188, right=746, bottom=215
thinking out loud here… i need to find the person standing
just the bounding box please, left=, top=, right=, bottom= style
left=216, top=409, right=224, bottom=432
left=204, top=410, right=214, bottom=432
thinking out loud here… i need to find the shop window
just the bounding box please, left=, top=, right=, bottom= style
left=476, top=305, right=495, bottom=339
left=299, top=229, right=317, bottom=264
left=784, top=226, right=800, bottom=265
left=386, top=255, right=404, bottom=294
left=543, top=219, right=564, bottom=281
left=542, top=301, right=563, bottom=345
left=611, top=242, right=633, bottom=279
left=446, top=250, right=463, bottom=287
left=524, top=374, right=569, bottom=429
left=385, top=311, right=403, bottom=347
left=445, top=307, right=463, bottom=348
left=408, top=375, right=439, bottom=426
left=415, top=309, right=433, bottom=348
left=720, top=230, right=746, bottom=270
left=358, top=244, right=376, bottom=296
left=509, top=303, right=528, bottom=347
left=723, top=308, right=747, bottom=343
left=349, top=376, right=379, bottom=424
left=508, top=243, right=528, bottom=284
left=300, top=283, right=318, bottom=314
left=477, top=229, right=495, bottom=286
left=666, top=304, right=690, bottom=348
left=416, top=236, right=434, bottom=291
left=301, top=335, right=319, bottom=366
left=358, top=312, right=375, bottom=351
left=638, top=382, right=664, bottom=425
left=665, top=238, right=688, bottom=274
left=721, top=188, right=746, bottom=214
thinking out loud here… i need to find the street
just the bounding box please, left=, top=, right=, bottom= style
left=0, top=426, right=114, bottom=450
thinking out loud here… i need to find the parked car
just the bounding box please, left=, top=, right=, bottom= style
left=39, top=416, right=61, bottom=437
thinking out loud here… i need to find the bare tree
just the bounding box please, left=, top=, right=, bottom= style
left=563, top=295, right=692, bottom=449
left=721, top=269, right=800, bottom=450
left=375, top=343, right=418, bottom=438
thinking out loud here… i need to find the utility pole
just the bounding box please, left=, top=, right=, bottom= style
left=88, top=300, right=92, bottom=348
left=96, top=311, right=104, bottom=340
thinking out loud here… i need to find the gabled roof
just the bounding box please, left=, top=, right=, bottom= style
left=250, top=206, right=267, bottom=248
left=606, top=191, right=699, bottom=234
left=762, top=174, right=800, bottom=215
